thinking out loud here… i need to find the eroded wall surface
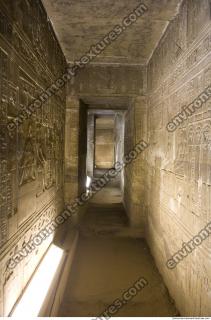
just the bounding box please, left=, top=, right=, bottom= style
left=95, top=117, right=115, bottom=169
left=0, top=0, right=66, bottom=315
left=124, top=96, right=148, bottom=230
left=65, top=97, right=88, bottom=206
left=146, top=0, right=211, bottom=315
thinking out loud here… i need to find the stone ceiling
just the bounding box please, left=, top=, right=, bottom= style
left=42, top=0, right=183, bottom=65
left=84, top=96, right=131, bottom=109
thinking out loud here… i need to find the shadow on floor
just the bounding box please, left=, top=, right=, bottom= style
left=58, top=184, right=178, bottom=317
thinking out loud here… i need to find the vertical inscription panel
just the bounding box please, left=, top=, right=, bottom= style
left=17, top=72, right=37, bottom=225
left=0, top=0, right=66, bottom=315
left=147, top=0, right=211, bottom=316
left=0, top=46, right=18, bottom=246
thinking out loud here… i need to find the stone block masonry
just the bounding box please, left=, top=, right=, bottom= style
left=145, top=0, right=211, bottom=316
left=0, top=0, right=66, bottom=315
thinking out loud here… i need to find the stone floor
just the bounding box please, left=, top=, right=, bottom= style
left=58, top=184, right=178, bottom=317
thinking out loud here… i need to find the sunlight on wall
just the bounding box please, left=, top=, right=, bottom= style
left=11, top=244, right=64, bottom=317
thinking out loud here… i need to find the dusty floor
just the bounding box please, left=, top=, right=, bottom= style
left=58, top=182, right=178, bottom=317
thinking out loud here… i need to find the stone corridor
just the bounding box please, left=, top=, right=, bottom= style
left=59, top=183, right=178, bottom=317
left=0, top=0, right=211, bottom=317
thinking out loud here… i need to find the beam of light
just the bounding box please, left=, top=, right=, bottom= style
left=11, top=244, right=64, bottom=317
left=86, top=176, right=92, bottom=188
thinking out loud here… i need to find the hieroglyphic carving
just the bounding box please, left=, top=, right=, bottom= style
left=19, top=123, right=36, bottom=186
left=18, top=72, right=36, bottom=187
left=147, top=0, right=211, bottom=315
left=187, top=0, right=210, bottom=45
left=0, top=0, right=66, bottom=315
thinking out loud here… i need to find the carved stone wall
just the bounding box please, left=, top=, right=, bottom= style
left=124, top=96, right=147, bottom=231
left=0, top=0, right=66, bottom=315
left=146, top=0, right=211, bottom=315
left=64, top=96, right=88, bottom=229
left=86, top=112, right=95, bottom=177
left=78, top=100, right=88, bottom=196
left=65, top=96, right=80, bottom=204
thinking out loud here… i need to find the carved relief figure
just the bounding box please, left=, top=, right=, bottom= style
left=19, top=124, right=36, bottom=186
left=201, top=123, right=211, bottom=184
left=202, top=124, right=211, bottom=151
left=175, top=129, right=188, bottom=176
left=36, top=125, right=47, bottom=196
